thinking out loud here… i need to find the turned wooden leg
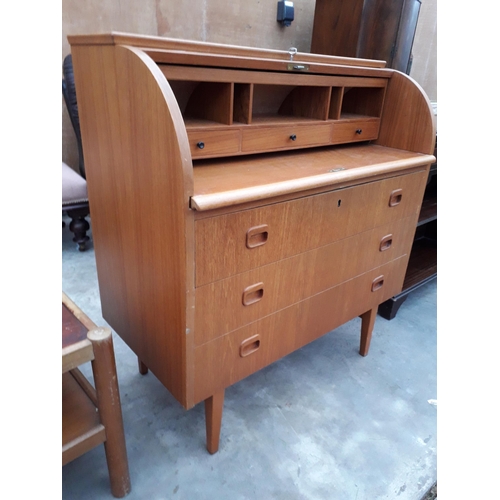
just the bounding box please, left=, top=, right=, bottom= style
left=138, top=358, right=149, bottom=375
left=360, top=307, right=377, bottom=357
left=66, top=207, right=90, bottom=251
left=88, top=327, right=131, bottom=498
left=204, top=389, right=225, bottom=454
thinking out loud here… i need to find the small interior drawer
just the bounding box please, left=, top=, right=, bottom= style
left=241, top=123, right=331, bottom=153
left=188, top=129, right=241, bottom=158
left=331, top=119, right=380, bottom=144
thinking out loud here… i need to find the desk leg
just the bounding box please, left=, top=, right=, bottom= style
left=88, top=327, right=131, bottom=498
left=359, top=307, right=377, bottom=357
left=138, top=358, right=149, bottom=375
left=204, top=389, right=225, bottom=454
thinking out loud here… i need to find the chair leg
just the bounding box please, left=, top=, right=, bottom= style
left=66, top=208, right=90, bottom=251
left=88, top=328, right=131, bottom=498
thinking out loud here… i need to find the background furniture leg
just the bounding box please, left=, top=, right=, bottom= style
left=138, top=358, right=149, bottom=375
left=67, top=207, right=90, bottom=251
left=378, top=294, right=409, bottom=320
left=204, top=389, right=225, bottom=455
left=88, top=327, right=131, bottom=498
left=360, top=307, right=377, bottom=357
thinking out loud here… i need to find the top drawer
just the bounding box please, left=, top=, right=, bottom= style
left=195, top=170, right=427, bottom=286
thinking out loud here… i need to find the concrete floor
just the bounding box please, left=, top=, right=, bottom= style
left=62, top=217, right=437, bottom=500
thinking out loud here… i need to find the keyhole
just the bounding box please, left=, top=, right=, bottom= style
left=338, top=200, right=342, bottom=207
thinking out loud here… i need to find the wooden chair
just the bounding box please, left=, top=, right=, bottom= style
left=62, top=292, right=131, bottom=497
left=62, top=54, right=90, bottom=250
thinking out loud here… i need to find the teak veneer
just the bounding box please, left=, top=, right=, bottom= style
left=68, top=32, right=436, bottom=454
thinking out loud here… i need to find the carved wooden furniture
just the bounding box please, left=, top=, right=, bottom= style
left=62, top=292, right=131, bottom=497
left=62, top=55, right=90, bottom=250
left=68, top=32, right=436, bottom=454
left=62, top=161, right=90, bottom=251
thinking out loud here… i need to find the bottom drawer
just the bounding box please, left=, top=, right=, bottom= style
left=193, top=256, right=408, bottom=403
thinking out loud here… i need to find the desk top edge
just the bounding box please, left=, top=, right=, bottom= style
left=67, top=31, right=387, bottom=69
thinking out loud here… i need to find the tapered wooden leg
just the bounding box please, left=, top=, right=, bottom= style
left=138, top=358, right=149, bottom=375
left=88, top=327, right=131, bottom=498
left=360, top=307, right=377, bottom=357
left=204, top=389, right=225, bottom=454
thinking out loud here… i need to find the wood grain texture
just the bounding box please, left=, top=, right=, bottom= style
left=188, top=129, right=240, bottom=158
left=184, top=82, right=233, bottom=125
left=241, top=123, right=331, bottom=153
left=71, top=44, right=196, bottom=407
left=205, top=390, right=224, bottom=454
left=160, top=64, right=389, bottom=88
left=191, top=147, right=433, bottom=211
left=375, top=70, right=436, bottom=154
left=311, top=0, right=365, bottom=57
left=360, top=307, right=377, bottom=356
left=195, top=215, right=418, bottom=345
left=194, top=170, right=428, bottom=285
left=88, top=328, right=131, bottom=497
left=331, top=119, right=380, bottom=144
left=68, top=33, right=437, bottom=449
left=193, top=257, right=409, bottom=403
left=62, top=372, right=105, bottom=465
left=279, top=86, right=331, bottom=120
left=68, top=31, right=387, bottom=68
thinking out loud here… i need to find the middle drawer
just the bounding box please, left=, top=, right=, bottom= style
left=194, top=215, right=417, bottom=346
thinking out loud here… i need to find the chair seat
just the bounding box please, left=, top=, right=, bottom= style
left=62, top=162, right=88, bottom=205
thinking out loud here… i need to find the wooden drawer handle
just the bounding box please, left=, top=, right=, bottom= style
left=389, top=189, right=403, bottom=207
left=379, top=234, right=393, bottom=252
left=239, top=334, right=261, bottom=358
left=371, top=275, right=385, bottom=292
left=242, top=282, right=264, bottom=306
left=246, top=224, right=269, bottom=249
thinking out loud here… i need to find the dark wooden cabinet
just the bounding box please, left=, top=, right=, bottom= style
left=311, top=0, right=421, bottom=74
left=378, top=141, right=437, bottom=319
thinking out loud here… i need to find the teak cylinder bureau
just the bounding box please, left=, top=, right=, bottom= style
left=68, top=32, right=436, bottom=454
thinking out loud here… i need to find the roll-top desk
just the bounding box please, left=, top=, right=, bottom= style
left=68, top=32, right=436, bottom=454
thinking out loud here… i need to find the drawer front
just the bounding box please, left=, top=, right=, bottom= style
left=195, top=170, right=427, bottom=286
left=241, top=124, right=331, bottom=153
left=188, top=129, right=240, bottom=158
left=193, top=257, right=408, bottom=403
left=331, top=119, right=380, bottom=144
left=195, top=215, right=417, bottom=346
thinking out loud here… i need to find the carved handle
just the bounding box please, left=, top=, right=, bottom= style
left=389, top=189, right=403, bottom=207
left=246, top=224, right=269, bottom=249
left=242, top=282, right=264, bottom=306
left=239, top=335, right=261, bottom=358
left=371, top=275, right=385, bottom=292
left=379, top=234, right=393, bottom=252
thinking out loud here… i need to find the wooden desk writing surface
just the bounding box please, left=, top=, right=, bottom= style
left=68, top=32, right=436, bottom=454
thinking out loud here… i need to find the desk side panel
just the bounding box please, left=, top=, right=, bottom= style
left=70, top=44, right=195, bottom=407
left=375, top=70, right=436, bottom=155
